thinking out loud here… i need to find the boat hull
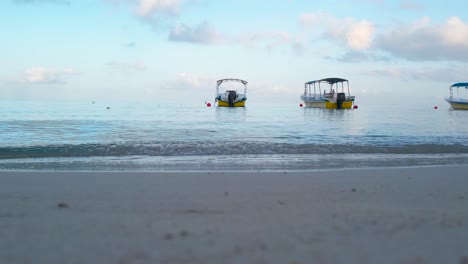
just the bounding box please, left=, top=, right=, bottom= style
left=303, top=100, right=354, bottom=109
left=325, top=101, right=354, bottom=109
left=447, top=101, right=468, bottom=110
left=217, top=100, right=246, bottom=107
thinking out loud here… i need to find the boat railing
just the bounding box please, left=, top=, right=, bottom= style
left=451, top=97, right=468, bottom=103
left=302, top=95, right=323, bottom=101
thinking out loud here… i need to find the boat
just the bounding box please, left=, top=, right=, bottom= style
left=215, top=79, right=247, bottom=107
left=445, top=83, right=468, bottom=110
left=300, top=78, right=355, bottom=109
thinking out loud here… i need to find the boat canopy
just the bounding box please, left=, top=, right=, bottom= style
left=217, top=79, right=248, bottom=86
left=305, top=78, right=348, bottom=85
left=451, top=83, right=468, bottom=87
left=449, top=82, right=468, bottom=100
left=304, top=77, right=351, bottom=97
left=216, top=78, right=248, bottom=97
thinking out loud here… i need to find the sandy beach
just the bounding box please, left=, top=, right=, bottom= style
left=1, top=166, right=467, bottom=264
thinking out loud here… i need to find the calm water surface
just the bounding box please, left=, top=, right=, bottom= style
left=1, top=100, right=467, bottom=170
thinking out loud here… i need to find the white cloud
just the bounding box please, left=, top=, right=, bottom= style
left=375, top=16, right=468, bottom=61
left=107, top=60, right=147, bottom=71
left=135, top=0, right=180, bottom=17
left=441, top=17, right=468, bottom=47
left=163, top=72, right=212, bottom=90
left=399, top=0, right=424, bottom=11
left=168, top=22, right=222, bottom=44
left=106, top=0, right=182, bottom=29
left=240, top=30, right=305, bottom=55
left=22, top=67, right=78, bottom=84
left=242, top=31, right=290, bottom=48
left=291, top=40, right=306, bottom=55
left=107, top=0, right=181, bottom=18
left=365, top=65, right=468, bottom=82
left=300, top=12, right=375, bottom=50
left=14, top=0, right=70, bottom=4
left=300, top=14, right=468, bottom=62
left=330, top=50, right=390, bottom=62
left=124, top=41, right=136, bottom=48
left=345, top=21, right=374, bottom=50
left=142, top=72, right=216, bottom=102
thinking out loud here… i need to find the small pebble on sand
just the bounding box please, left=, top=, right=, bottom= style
left=163, top=233, right=173, bottom=240
left=57, top=202, right=69, bottom=209
left=180, top=230, right=189, bottom=237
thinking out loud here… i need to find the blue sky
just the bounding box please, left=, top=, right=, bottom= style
left=1, top=0, right=468, bottom=104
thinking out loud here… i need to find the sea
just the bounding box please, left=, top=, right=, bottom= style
left=1, top=100, right=467, bottom=171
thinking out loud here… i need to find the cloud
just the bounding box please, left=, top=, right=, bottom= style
left=291, top=40, right=306, bottom=56
left=242, top=31, right=290, bottom=48
left=240, top=30, right=306, bottom=55
left=13, top=0, right=70, bottom=4
left=367, top=0, right=385, bottom=4
left=143, top=72, right=216, bottom=102
left=176, top=72, right=208, bottom=88
left=300, top=14, right=468, bottom=62
left=107, top=60, right=147, bottom=71
left=124, top=41, right=136, bottom=48
left=346, top=21, right=375, bottom=50
left=375, top=16, right=468, bottom=61
left=399, top=0, right=424, bottom=11
left=162, top=72, right=212, bottom=90
left=107, top=0, right=181, bottom=19
left=365, top=65, right=468, bottom=82
left=324, top=50, right=389, bottom=62
left=167, top=22, right=306, bottom=56
left=300, top=12, right=375, bottom=50
left=22, top=67, right=78, bottom=84
left=135, top=0, right=180, bottom=17
left=106, top=0, right=182, bottom=29
left=168, top=22, right=222, bottom=44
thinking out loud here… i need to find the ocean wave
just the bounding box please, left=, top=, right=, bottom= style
left=1, top=141, right=468, bottom=159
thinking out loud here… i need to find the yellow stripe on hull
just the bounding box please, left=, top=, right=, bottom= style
left=448, top=102, right=468, bottom=110
left=304, top=101, right=354, bottom=109
left=325, top=101, right=354, bottom=109
left=217, top=100, right=246, bottom=107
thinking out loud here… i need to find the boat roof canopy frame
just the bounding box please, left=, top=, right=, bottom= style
left=305, top=78, right=349, bottom=86
left=217, top=78, right=248, bottom=86
left=451, top=83, right=468, bottom=88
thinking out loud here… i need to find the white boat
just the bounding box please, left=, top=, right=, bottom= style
left=215, top=79, right=247, bottom=107
left=301, top=78, right=355, bottom=109
left=446, top=83, right=468, bottom=110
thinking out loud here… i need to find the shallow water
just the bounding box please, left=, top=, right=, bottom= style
left=0, top=100, right=467, bottom=170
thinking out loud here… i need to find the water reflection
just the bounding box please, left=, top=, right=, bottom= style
left=302, top=107, right=351, bottom=121
left=302, top=107, right=376, bottom=141
left=215, top=106, right=247, bottom=122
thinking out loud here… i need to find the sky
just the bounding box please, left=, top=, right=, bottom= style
left=1, top=0, right=468, bottom=104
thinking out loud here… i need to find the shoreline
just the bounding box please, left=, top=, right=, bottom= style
left=1, top=165, right=467, bottom=263
left=0, top=163, right=467, bottom=173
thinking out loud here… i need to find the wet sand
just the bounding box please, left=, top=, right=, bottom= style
left=1, top=166, right=467, bottom=264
